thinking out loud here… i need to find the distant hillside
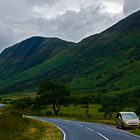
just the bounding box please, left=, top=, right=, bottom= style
left=0, top=36, right=75, bottom=80
left=0, top=10, right=140, bottom=94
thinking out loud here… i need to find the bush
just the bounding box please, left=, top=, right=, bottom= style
left=12, top=97, right=33, bottom=111
left=45, top=110, right=52, bottom=116
left=10, top=110, right=22, bottom=117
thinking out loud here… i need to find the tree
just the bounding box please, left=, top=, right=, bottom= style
left=98, top=97, right=124, bottom=119
left=37, top=81, right=70, bottom=115
left=80, top=96, right=92, bottom=117
left=12, top=97, right=33, bottom=111
left=0, top=97, right=2, bottom=102
left=136, top=104, right=140, bottom=116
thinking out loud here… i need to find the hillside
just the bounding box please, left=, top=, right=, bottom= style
left=0, top=10, right=140, bottom=94
left=0, top=37, right=75, bottom=80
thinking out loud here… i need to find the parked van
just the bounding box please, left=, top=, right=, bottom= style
left=116, top=112, right=139, bottom=128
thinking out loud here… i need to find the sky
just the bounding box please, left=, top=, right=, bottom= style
left=0, top=0, right=140, bottom=52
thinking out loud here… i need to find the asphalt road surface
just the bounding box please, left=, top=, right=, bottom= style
left=36, top=117, right=140, bottom=140
left=0, top=104, right=5, bottom=108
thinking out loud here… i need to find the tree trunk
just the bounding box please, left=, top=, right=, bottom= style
left=53, top=103, right=60, bottom=115
left=109, top=112, right=113, bottom=119
left=86, top=103, right=89, bottom=117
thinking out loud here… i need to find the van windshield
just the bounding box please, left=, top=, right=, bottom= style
left=122, top=113, right=137, bottom=119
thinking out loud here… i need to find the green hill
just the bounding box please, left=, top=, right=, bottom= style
left=0, top=10, right=140, bottom=94
left=0, top=36, right=75, bottom=80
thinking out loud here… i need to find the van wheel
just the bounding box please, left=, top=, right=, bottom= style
left=120, top=124, right=124, bottom=129
left=117, top=124, right=123, bottom=129
left=121, top=125, right=124, bottom=129
left=116, top=123, right=120, bottom=129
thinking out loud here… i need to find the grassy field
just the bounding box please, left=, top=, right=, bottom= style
left=42, top=104, right=116, bottom=124
left=0, top=91, right=36, bottom=99
left=42, top=104, right=116, bottom=120
left=0, top=113, right=61, bottom=140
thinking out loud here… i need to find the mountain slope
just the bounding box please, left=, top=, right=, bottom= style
left=0, top=36, right=75, bottom=80
left=0, top=10, right=140, bottom=94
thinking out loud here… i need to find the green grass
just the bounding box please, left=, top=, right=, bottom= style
left=42, top=122, right=61, bottom=140
left=0, top=113, right=61, bottom=140
left=0, top=91, right=36, bottom=100
left=129, top=128, right=140, bottom=136
left=41, top=104, right=117, bottom=125
left=59, top=104, right=105, bottom=119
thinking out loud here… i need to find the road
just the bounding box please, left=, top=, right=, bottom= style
left=36, top=117, right=140, bottom=140
left=0, top=104, right=5, bottom=108
left=0, top=104, right=6, bottom=114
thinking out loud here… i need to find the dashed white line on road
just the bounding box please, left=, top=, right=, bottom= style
left=97, top=132, right=110, bottom=140
left=85, top=127, right=110, bottom=140
left=85, top=127, right=95, bottom=132
left=73, top=123, right=84, bottom=127
left=74, top=123, right=110, bottom=140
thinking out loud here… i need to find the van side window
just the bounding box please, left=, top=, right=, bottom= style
left=119, top=114, right=122, bottom=119
left=117, top=113, right=122, bottom=119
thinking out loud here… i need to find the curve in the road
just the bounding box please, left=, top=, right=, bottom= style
left=36, top=117, right=140, bottom=140
left=56, top=125, right=66, bottom=140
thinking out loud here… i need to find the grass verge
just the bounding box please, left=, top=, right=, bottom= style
left=0, top=113, right=61, bottom=140
left=129, top=128, right=140, bottom=136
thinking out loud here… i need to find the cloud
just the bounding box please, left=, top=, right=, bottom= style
left=0, top=0, right=138, bottom=52
left=99, top=0, right=123, bottom=14
left=124, top=0, right=140, bottom=15
left=33, top=4, right=122, bottom=42
left=0, top=21, right=16, bottom=51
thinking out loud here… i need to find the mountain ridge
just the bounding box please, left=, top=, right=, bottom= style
left=0, top=10, right=140, bottom=94
left=0, top=36, right=75, bottom=80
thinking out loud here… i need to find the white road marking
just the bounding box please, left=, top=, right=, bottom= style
left=73, top=123, right=110, bottom=140
left=97, top=132, right=110, bottom=140
left=73, top=123, right=84, bottom=127
left=85, top=127, right=95, bottom=132
left=56, top=125, right=66, bottom=140
left=85, top=127, right=110, bottom=140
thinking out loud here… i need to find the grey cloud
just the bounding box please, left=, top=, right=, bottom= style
left=124, top=0, right=140, bottom=15
left=0, top=21, right=16, bottom=51
left=0, top=0, right=35, bottom=51
left=26, top=0, right=59, bottom=6
left=0, top=0, right=139, bottom=52
left=32, top=4, right=122, bottom=42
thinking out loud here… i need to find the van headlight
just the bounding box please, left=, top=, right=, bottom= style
left=124, top=120, right=128, bottom=124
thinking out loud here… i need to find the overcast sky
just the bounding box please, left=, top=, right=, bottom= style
left=0, top=0, right=140, bottom=52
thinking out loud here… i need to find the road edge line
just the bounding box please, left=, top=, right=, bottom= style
left=56, top=125, right=66, bottom=140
